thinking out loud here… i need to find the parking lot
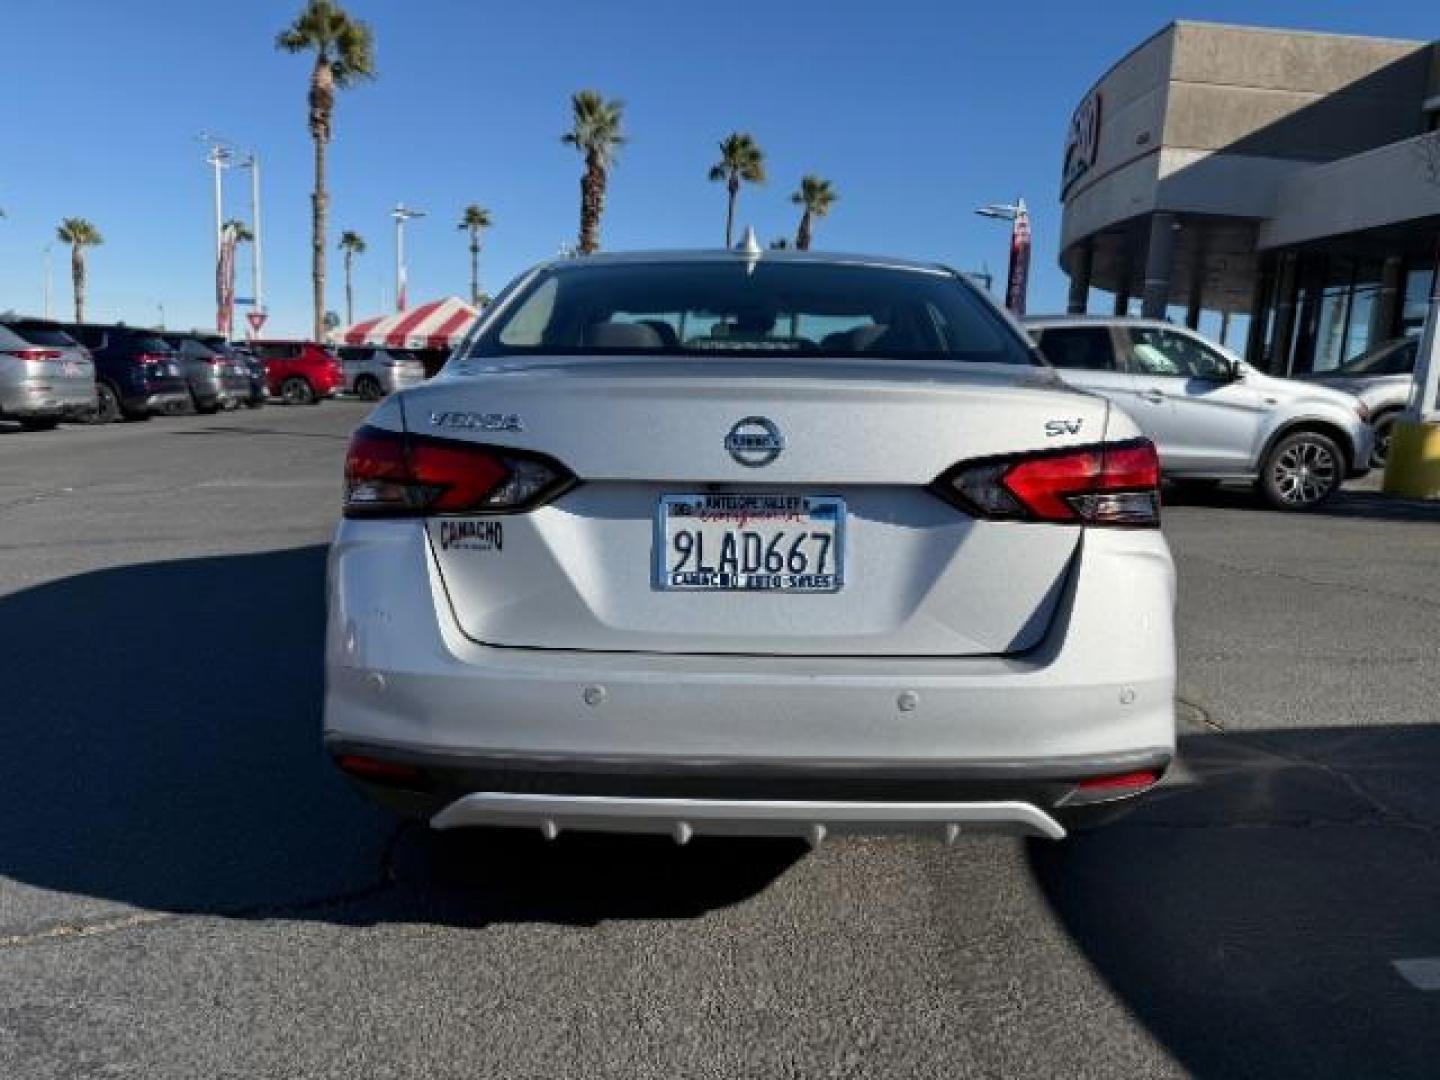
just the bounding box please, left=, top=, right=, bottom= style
left=2, top=401, right=1439, bottom=1078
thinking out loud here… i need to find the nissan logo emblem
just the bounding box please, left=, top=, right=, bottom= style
left=725, top=416, right=785, bottom=467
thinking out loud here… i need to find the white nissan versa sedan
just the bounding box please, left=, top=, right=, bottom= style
left=325, top=248, right=1176, bottom=844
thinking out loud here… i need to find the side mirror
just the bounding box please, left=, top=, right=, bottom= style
left=1228, top=361, right=1246, bottom=382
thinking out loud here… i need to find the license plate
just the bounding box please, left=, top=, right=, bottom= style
left=654, top=494, right=845, bottom=593
left=62, top=361, right=85, bottom=376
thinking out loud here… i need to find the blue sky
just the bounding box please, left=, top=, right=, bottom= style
left=1, top=0, right=1435, bottom=336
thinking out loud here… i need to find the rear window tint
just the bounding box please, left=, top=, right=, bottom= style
left=9, top=322, right=79, bottom=348
left=474, top=260, right=1035, bottom=365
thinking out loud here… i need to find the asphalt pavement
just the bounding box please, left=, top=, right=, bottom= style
left=1, top=403, right=1438, bottom=1079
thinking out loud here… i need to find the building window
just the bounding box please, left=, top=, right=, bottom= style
left=1401, top=264, right=1435, bottom=337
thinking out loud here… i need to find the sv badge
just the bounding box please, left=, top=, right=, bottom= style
left=1044, top=419, right=1084, bottom=437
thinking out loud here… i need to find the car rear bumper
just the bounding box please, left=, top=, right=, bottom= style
left=1, top=378, right=96, bottom=417
left=138, top=390, right=192, bottom=414
left=324, top=520, right=1178, bottom=839
left=382, top=368, right=428, bottom=393
left=325, top=739, right=1172, bottom=840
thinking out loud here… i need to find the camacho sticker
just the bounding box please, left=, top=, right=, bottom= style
left=438, top=520, right=504, bottom=552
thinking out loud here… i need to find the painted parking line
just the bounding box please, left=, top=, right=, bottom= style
left=1393, top=959, right=1440, bottom=990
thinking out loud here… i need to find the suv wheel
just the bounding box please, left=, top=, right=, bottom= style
left=355, top=375, right=383, bottom=401
left=92, top=384, right=122, bottom=425
left=1371, top=412, right=1398, bottom=469
left=281, top=377, right=316, bottom=406
left=1258, top=430, right=1342, bottom=511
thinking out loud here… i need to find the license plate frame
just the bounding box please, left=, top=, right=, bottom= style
left=653, top=493, right=846, bottom=593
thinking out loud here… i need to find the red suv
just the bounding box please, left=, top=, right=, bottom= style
left=249, top=340, right=344, bottom=405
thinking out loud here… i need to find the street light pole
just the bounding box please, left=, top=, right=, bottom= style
left=391, top=203, right=425, bottom=312
left=248, top=153, right=264, bottom=317
left=205, top=142, right=232, bottom=266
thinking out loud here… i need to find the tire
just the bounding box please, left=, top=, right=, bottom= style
left=355, top=375, right=384, bottom=402
left=19, top=416, right=60, bottom=432
left=92, top=383, right=122, bottom=425
left=1257, top=430, right=1344, bottom=511
left=245, top=398, right=264, bottom=409
left=280, top=377, right=315, bottom=406
left=1370, top=412, right=1398, bottom=469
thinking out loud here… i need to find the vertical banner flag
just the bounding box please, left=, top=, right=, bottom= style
left=1006, top=200, right=1032, bottom=317
left=216, top=224, right=238, bottom=335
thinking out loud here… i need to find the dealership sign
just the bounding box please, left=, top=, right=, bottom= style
left=1061, top=91, right=1102, bottom=197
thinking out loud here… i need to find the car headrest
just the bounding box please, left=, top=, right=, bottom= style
left=584, top=322, right=664, bottom=349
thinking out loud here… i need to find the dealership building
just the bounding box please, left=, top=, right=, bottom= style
left=1060, top=21, right=1440, bottom=376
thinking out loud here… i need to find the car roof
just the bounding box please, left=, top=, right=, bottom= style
left=534, top=249, right=955, bottom=276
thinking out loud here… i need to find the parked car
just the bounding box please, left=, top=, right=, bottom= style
left=60, top=323, right=190, bottom=423
left=0, top=317, right=97, bottom=429
left=1297, top=337, right=1417, bottom=468
left=337, top=345, right=428, bottom=400
left=225, top=342, right=268, bottom=408
left=158, top=332, right=250, bottom=413
left=249, top=340, right=343, bottom=405
left=1025, top=316, right=1373, bottom=510
left=326, top=249, right=1176, bottom=843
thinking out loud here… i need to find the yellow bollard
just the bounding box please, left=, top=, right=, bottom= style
left=1382, top=420, right=1440, bottom=499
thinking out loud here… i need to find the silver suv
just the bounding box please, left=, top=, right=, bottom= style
left=1024, top=316, right=1373, bottom=510
left=337, top=346, right=427, bottom=401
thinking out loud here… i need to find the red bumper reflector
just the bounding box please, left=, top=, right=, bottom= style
left=334, top=754, right=423, bottom=784
left=1076, top=769, right=1160, bottom=792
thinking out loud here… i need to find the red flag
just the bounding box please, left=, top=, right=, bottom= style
left=1005, top=202, right=1032, bottom=317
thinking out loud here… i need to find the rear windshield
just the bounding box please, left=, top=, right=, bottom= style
left=180, top=339, right=221, bottom=359
left=132, top=335, right=174, bottom=354
left=467, top=260, right=1036, bottom=365
left=9, top=322, right=78, bottom=348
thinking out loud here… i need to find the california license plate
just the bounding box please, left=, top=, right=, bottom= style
left=654, top=494, right=845, bottom=592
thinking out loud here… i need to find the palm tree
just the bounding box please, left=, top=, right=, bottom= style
left=56, top=218, right=102, bottom=323
left=791, top=174, right=838, bottom=252
left=457, top=205, right=493, bottom=306
left=276, top=0, right=375, bottom=341
left=709, top=133, right=766, bottom=248
left=562, top=90, right=626, bottom=255
left=223, top=218, right=254, bottom=244
left=338, top=230, right=366, bottom=325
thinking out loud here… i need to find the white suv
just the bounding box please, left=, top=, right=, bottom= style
left=1025, top=317, right=1373, bottom=510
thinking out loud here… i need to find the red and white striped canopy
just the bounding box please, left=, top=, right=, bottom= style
left=337, top=296, right=478, bottom=350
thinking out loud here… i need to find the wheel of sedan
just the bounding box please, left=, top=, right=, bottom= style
left=1258, top=430, right=1343, bottom=511
left=355, top=375, right=383, bottom=401
left=280, top=377, right=315, bottom=406
left=1371, top=412, right=1398, bottom=469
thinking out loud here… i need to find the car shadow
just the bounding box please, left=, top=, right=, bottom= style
left=1029, top=724, right=1440, bottom=1079
left=0, top=546, right=804, bottom=930
left=1163, top=481, right=1440, bottom=522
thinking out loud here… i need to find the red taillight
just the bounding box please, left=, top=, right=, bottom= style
left=933, top=439, right=1161, bottom=526
left=135, top=352, right=170, bottom=364
left=343, top=424, right=574, bottom=518
left=4, top=348, right=63, bottom=362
